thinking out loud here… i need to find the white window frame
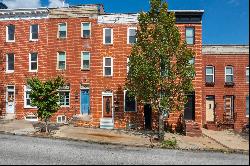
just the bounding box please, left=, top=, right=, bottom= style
left=127, top=27, right=137, bottom=44
left=124, top=90, right=137, bottom=112
left=81, top=51, right=90, bottom=70
left=103, top=28, right=113, bottom=45
left=103, top=57, right=113, bottom=77
left=57, top=115, right=67, bottom=123
left=81, top=22, right=91, bottom=38
left=57, top=52, right=66, bottom=70
left=58, top=23, right=67, bottom=39
left=205, top=66, right=214, bottom=83
left=127, top=57, right=130, bottom=74
left=185, top=27, right=195, bottom=45
left=246, top=67, right=249, bottom=83
left=59, top=90, right=70, bottom=107
left=6, top=53, right=14, bottom=73
left=6, top=25, right=15, bottom=42
left=29, top=53, right=38, bottom=72
left=246, top=96, right=249, bottom=118
left=29, top=24, right=39, bottom=41
left=24, top=85, right=37, bottom=109
left=225, top=66, right=234, bottom=83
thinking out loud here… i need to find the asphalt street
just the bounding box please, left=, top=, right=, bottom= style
left=0, top=134, right=248, bottom=165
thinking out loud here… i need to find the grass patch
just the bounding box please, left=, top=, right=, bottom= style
left=161, top=137, right=177, bottom=149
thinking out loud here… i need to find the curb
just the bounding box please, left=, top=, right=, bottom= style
left=0, top=130, right=248, bottom=155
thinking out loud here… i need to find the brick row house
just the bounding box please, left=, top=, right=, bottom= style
left=0, top=5, right=248, bottom=134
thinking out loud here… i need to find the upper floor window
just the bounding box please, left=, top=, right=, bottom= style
left=81, top=22, right=91, bottom=38
left=205, top=66, right=214, bottom=84
left=6, top=24, right=15, bottom=42
left=58, top=23, right=67, bottom=38
left=127, top=28, right=137, bottom=44
left=57, top=52, right=66, bottom=70
left=29, top=53, right=38, bottom=72
left=225, top=66, right=234, bottom=83
left=81, top=52, right=90, bottom=70
left=103, top=57, right=113, bottom=76
left=246, top=67, right=249, bottom=83
left=185, top=27, right=194, bottom=45
left=103, top=28, right=113, bottom=44
left=6, top=53, right=14, bottom=73
left=30, top=24, right=39, bottom=41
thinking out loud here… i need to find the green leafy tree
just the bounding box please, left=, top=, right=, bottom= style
left=126, top=0, right=195, bottom=141
left=27, top=76, right=65, bottom=133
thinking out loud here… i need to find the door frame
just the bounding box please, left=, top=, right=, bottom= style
left=6, top=85, right=15, bottom=114
left=206, top=95, right=215, bottom=122
left=80, top=87, right=90, bottom=115
left=102, top=92, right=113, bottom=119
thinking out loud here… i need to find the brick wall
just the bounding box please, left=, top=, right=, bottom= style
left=202, top=53, right=249, bottom=132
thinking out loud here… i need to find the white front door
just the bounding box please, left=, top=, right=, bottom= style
left=206, top=96, right=215, bottom=122
left=6, top=86, right=15, bottom=114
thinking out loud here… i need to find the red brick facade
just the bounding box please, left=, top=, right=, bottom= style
left=1, top=5, right=247, bottom=134
left=202, top=45, right=249, bottom=132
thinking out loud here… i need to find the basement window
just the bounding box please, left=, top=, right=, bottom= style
left=57, top=115, right=66, bottom=123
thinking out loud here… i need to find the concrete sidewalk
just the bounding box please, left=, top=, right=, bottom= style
left=0, top=120, right=248, bottom=153
left=202, top=129, right=249, bottom=151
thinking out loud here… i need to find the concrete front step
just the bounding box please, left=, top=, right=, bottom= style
left=100, top=118, right=114, bottom=129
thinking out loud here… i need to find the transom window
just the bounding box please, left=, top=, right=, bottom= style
left=81, top=52, right=90, bottom=70
left=124, top=90, right=136, bottom=112
left=127, top=28, right=137, bottom=44
left=57, top=52, right=66, bottom=70
left=103, top=28, right=113, bottom=44
left=6, top=24, right=15, bottom=42
left=205, top=66, right=214, bottom=83
left=29, top=53, right=38, bottom=72
left=82, top=22, right=91, bottom=38
left=30, top=24, right=39, bottom=40
left=6, top=53, right=14, bottom=73
left=58, top=23, right=67, bottom=38
left=185, top=27, right=194, bottom=45
left=225, top=66, right=234, bottom=83
left=103, top=57, right=113, bottom=76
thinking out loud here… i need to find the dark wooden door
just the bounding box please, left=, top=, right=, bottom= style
left=144, top=104, right=152, bottom=130
left=103, top=96, right=112, bottom=118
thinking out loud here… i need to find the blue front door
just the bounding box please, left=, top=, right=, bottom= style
left=81, top=89, right=90, bottom=114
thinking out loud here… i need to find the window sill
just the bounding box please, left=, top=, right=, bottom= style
left=29, top=39, right=38, bottom=42
left=81, top=37, right=91, bottom=39
left=81, top=69, right=90, bottom=71
left=205, top=82, right=215, bottom=87
left=57, top=37, right=67, bottom=40
left=24, top=106, right=37, bottom=109
left=60, top=106, right=70, bottom=108
left=29, top=71, right=38, bottom=73
left=6, top=40, right=15, bottom=43
left=6, top=71, right=14, bottom=74
left=224, top=82, right=235, bottom=87
left=103, top=43, right=113, bottom=46
left=104, top=75, right=113, bottom=78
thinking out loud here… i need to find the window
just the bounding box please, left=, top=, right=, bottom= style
left=59, top=91, right=70, bottom=106
left=205, top=66, right=214, bottom=83
left=103, top=57, right=113, bottom=76
left=127, top=28, right=137, bottom=44
left=57, top=52, right=66, bottom=70
left=246, top=96, right=249, bottom=117
left=29, top=53, right=38, bottom=72
left=81, top=52, right=90, bottom=70
left=24, top=85, right=36, bottom=108
left=224, top=96, right=234, bottom=119
left=246, top=67, right=249, bottom=83
left=103, top=28, right=113, bottom=44
left=6, top=53, right=14, bottom=73
left=30, top=24, right=38, bottom=40
left=58, top=23, right=67, bottom=38
left=57, top=115, right=66, bottom=123
left=185, top=27, right=194, bottom=45
left=124, top=90, right=136, bottom=112
left=225, top=66, right=234, bottom=83
left=81, top=22, right=91, bottom=38
left=6, top=24, right=15, bottom=42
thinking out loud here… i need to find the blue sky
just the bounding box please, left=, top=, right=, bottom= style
left=3, top=0, right=249, bottom=45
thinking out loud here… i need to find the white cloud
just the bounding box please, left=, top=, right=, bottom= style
left=48, top=0, right=69, bottom=8
left=3, top=0, right=41, bottom=9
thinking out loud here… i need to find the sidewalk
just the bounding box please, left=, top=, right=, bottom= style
left=0, top=120, right=248, bottom=153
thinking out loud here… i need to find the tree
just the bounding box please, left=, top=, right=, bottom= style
left=27, top=76, right=65, bottom=133
left=126, top=0, right=195, bottom=141
left=0, top=2, right=8, bottom=9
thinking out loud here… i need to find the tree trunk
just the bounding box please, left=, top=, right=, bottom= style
left=45, top=118, right=48, bottom=133
left=158, top=107, right=165, bottom=142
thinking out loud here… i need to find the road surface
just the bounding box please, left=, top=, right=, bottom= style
left=0, top=134, right=248, bottom=165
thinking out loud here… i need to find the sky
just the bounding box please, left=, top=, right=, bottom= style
left=1, top=0, right=249, bottom=45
